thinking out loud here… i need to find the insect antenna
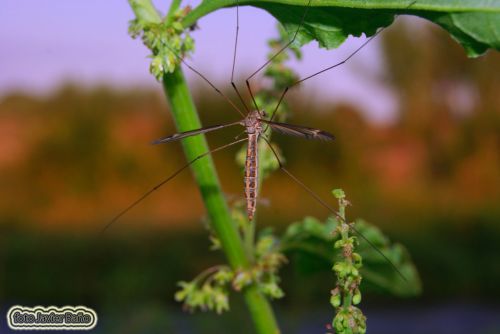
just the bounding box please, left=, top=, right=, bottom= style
left=267, top=0, right=418, bottom=122
left=102, top=138, right=248, bottom=233
left=260, top=136, right=408, bottom=282
left=246, top=0, right=313, bottom=82
left=266, top=28, right=387, bottom=122
left=229, top=0, right=251, bottom=114
left=240, top=0, right=417, bottom=121
left=230, top=0, right=240, bottom=84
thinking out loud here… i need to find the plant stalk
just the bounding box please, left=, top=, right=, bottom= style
left=163, top=62, right=280, bottom=334
left=129, top=1, right=281, bottom=331
left=166, top=0, right=182, bottom=24
left=162, top=68, right=249, bottom=269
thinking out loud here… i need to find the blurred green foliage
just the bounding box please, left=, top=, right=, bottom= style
left=282, top=215, right=421, bottom=298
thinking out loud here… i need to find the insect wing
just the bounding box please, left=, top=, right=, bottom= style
left=152, top=121, right=241, bottom=144
left=264, top=120, right=335, bottom=141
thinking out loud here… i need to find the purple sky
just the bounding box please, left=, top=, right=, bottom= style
left=0, top=0, right=406, bottom=122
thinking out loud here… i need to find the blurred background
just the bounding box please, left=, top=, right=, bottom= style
left=1, top=1, right=499, bottom=333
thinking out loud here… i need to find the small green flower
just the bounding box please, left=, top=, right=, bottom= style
left=232, top=271, right=253, bottom=291
left=213, top=268, right=234, bottom=285
left=332, top=188, right=346, bottom=199
left=129, top=6, right=194, bottom=81
left=213, top=287, right=229, bottom=314
left=128, top=19, right=143, bottom=38
left=330, top=288, right=341, bottom=307
left=174, top=281, right=195, bottom=302
left=352, top=288, right=362, bottom=305
left=256, top=235, right=275, bottom=257
left=352, top=252, right=362, bottom=267
left=149, top=55, right=165, bottom=80
left=187, top=288, right=206, bottom=310
left=209, top=234, right=221, bottom=250
left=260, top=280, right=284, bottom=299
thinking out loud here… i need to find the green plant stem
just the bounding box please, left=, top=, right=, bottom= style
left=244, top=217, right=256, bottom=262
left=129, top=0, right=162, bottom=23
left=166, top=0, right=182, bottom=24
left=163, top=63, right=280, bottom=334
left=162, top=68, right=249, bottom=269
left=342, top=293, right=352, bottom=308
left=243, top=284, right=280, bottom=334
left=337, top=198, right=354, bottom=309
left=129, top=1, right=281, bottom=331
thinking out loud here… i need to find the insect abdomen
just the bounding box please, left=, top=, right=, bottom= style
left=244, top=133, right=259, bottom=221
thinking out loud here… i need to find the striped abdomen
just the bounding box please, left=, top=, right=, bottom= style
left=244, top=133, right=259, bottom=221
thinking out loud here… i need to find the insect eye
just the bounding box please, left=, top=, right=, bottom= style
left=261, top=110, right=267, bottom=118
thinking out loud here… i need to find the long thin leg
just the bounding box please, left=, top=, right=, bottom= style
left=296, top=29, right=386, bottom=86
left=103, top=138, right=248, bottom=232
left=267, top=28, right=386, bottom=122
left=294, top=1, right=417, bottom=87
left=246, top=0, right=313, bottom=82
left=233, top=130, right=246, bottom=141
left=246, top=80, right=260, bottom=112
left=163, top=44, right=245, bottom=117
left=260, top=136, right=407, bottom=281
left=230, top=0, right=240, bottom=84
left=268, top=3, right=417, bottom=122
left=232, top=82, right=250, bottom=114
left=262, top=87, right=288, bottom=132
left=245, top=0, right=313, bottom=115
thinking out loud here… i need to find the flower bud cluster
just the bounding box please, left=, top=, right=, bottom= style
left=129, top=6, right=194, bottom=81
left=329, top=189, right=366, bottom=334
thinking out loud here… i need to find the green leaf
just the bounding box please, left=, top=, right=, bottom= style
left=351, top=219, right=422, bottom=297
left=260, top=281, right=285, bottom=299
left=184, top=0, right=500, bottom=57
left=213, top=267, right=234, bottom=284
left=253, top=3, right=395, bottom=49
left=280, top=216, right=422, bottom=297
left=419, top=11, right=500, bottom=57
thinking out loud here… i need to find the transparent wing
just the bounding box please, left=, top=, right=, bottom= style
left=152, top=121, right=241, bottom=144
left=262, top=120, right=335, bottom=141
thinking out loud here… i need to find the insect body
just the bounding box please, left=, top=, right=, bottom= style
left=242, top=111, right=263, bottom=221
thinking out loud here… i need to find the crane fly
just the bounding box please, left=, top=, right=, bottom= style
left=151, top=110, right=334, bottom=221
left=106, top=0, right=417, bottom=281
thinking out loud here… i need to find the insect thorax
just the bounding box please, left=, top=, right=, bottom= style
left=243, top=110, right=264, bottom=134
